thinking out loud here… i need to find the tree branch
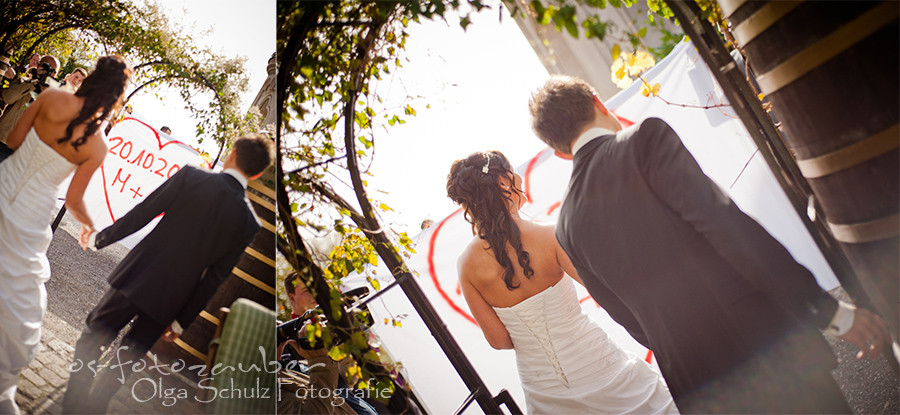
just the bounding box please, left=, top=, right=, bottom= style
left=287, top=154, right=348, bottom=175
left=124, top=74, right=180, bottom=103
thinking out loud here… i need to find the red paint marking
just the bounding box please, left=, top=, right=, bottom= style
left=523, top=148, right=551, bottom=204
left=547, top=201, right=561, bottom=216
left=120, top=117, right=201, bottom=154
left=427, top=209, right=477, bottom=325
left=455, top=282, right=462, bottom=296
left=612, top=111, right=634, bottom=127
left=644, top=350, right=654, bottom=364
left=578, top=295, right=593, bottom=304
left=99, top=166, right=116, bottom=222
left=99, top=118, right=190, bottom=223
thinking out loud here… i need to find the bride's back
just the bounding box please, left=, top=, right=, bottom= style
left=448, top=151, right=571, bottom=309
left=31, top=89, right=97, bottom=164
left=459, top=218, right=565, bottom=308
left=13, top=56, right=132, bottom=166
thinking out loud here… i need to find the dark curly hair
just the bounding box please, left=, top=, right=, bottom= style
left=447, top=151, right=534, bottom=290
left=57, top=55, right=132, bottom=150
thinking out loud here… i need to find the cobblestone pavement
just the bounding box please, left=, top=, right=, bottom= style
left=11, top=210, right=900, bottom=414
left=14, top=211, right=205, bottom=414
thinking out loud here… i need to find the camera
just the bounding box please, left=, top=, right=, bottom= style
left=276, top=286, right=374, bottom=350
left=276, top=309, right=319, bottom=349
left=28, top=62, right=57, bottom=94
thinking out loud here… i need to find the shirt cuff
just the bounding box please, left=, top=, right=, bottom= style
left=170, top=320, right=184, bottom=335
left=824, top=301, right=855, bottom=336
left=88, top=231, right=98, bottom=251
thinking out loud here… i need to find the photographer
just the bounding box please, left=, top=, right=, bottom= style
left=278, top=314, right=357, bottom=415
left=0, top=55, right=59, bottom=146
left=277, top=273, right=378, bottom=415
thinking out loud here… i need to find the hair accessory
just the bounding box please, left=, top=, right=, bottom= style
left=482, top=153, right=491, bottom=174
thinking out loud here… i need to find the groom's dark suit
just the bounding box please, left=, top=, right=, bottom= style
left=94, top=164, right=260, bottom=328
left=556, top=118, right=848, bottom=413
left=62, top=165, right=260, bottom=413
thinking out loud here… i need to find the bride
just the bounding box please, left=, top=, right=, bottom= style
left=447, top=151, right=678, bottom=414
left=0, top=55, right=131, bottom=414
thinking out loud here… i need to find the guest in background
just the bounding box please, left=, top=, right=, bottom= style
left=60, top=68, right=87, bottom=92
left=15, top=54, right=40, bottom=75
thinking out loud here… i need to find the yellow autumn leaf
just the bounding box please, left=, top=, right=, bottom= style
left=627, top=51, right=656, bottom=76
left=328, top=345, right=349, bottom=361
left=641, top=84, right=651, bottom=97
left=612, top=58, right=625, bottom=79
left=346, top=364, right=362, bottom=379
left=651, top=83, right=661, bottom=96
left=611, top=44, right=621, bottom=62
left=610, top=57, right=634, bottom=89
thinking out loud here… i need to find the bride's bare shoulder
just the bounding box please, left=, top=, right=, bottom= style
left=517, top=219, right=557, bottom=240
left=36, top=88, right=71, bottom=104
left=35, top=89, right=79, bottom=116
left=457, top=236, right=495, bottom=278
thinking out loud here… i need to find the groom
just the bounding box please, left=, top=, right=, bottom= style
left=529, top=76, right=889, bottom=413
left=60, top=133, right=274, bottom=413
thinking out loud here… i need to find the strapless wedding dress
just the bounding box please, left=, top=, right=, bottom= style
left=0, top=127, right=76, bottom=402
left=493, top=278, right=678, bottom=414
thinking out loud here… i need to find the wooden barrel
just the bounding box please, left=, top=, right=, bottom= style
left=150, top=166, right=277, bottom=381
left=720, top=0, right=899, bottom=340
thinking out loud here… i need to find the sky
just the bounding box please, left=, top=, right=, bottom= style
left=351, top=5, right=552, bottom=234
left=127, top=0, right=275, bottom=155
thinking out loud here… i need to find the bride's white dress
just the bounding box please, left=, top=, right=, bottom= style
left=493, top=277, right=678, bottom=414
left=0, top=127, right=75, bottom=402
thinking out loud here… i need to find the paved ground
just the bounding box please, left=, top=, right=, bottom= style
left=11, top=209, right=900, bottom=414
left=14, top=211, right=204, bottom=414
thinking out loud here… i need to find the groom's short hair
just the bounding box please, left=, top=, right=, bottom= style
left=529, top=76, right=598, bottom=154
left=233, top=133, right=275, bottom=177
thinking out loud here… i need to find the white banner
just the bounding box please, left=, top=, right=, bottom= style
left=361, top=40, right=839, bottom=414
left=59, top=115, right=209, bottom=249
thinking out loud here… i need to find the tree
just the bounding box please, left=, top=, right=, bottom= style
left=278, top=0, right=499, bottom=404
left=503, top=0, right=686, bottom=61
left=0, top=0, right=254, bottom=158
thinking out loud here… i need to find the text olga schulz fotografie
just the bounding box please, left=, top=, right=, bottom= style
left=133, top=376, right=272, bottom=407
left=65, top=344, right=389, bottom=408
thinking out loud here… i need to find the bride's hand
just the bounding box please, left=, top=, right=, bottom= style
left=79, top=225, right=95, bottom=250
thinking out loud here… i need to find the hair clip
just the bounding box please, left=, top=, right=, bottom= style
left=482, top=154, right=491, bottom=174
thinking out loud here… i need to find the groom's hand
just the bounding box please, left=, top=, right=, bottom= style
left=839, top=308, right=890, bottom=360
left=161, top=325, right=180, bottom=343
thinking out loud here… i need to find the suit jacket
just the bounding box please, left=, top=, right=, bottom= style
left=95, top=165, right=260, bottom=329
left=556, top=118, right=839, bottom=410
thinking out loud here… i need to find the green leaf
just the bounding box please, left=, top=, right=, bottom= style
left=460, top=16, right=471, bottom=30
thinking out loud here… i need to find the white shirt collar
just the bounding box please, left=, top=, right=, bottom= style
left=571, top=127, right=617, bottom=155
left=223, top=168, right=248, bottom=189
